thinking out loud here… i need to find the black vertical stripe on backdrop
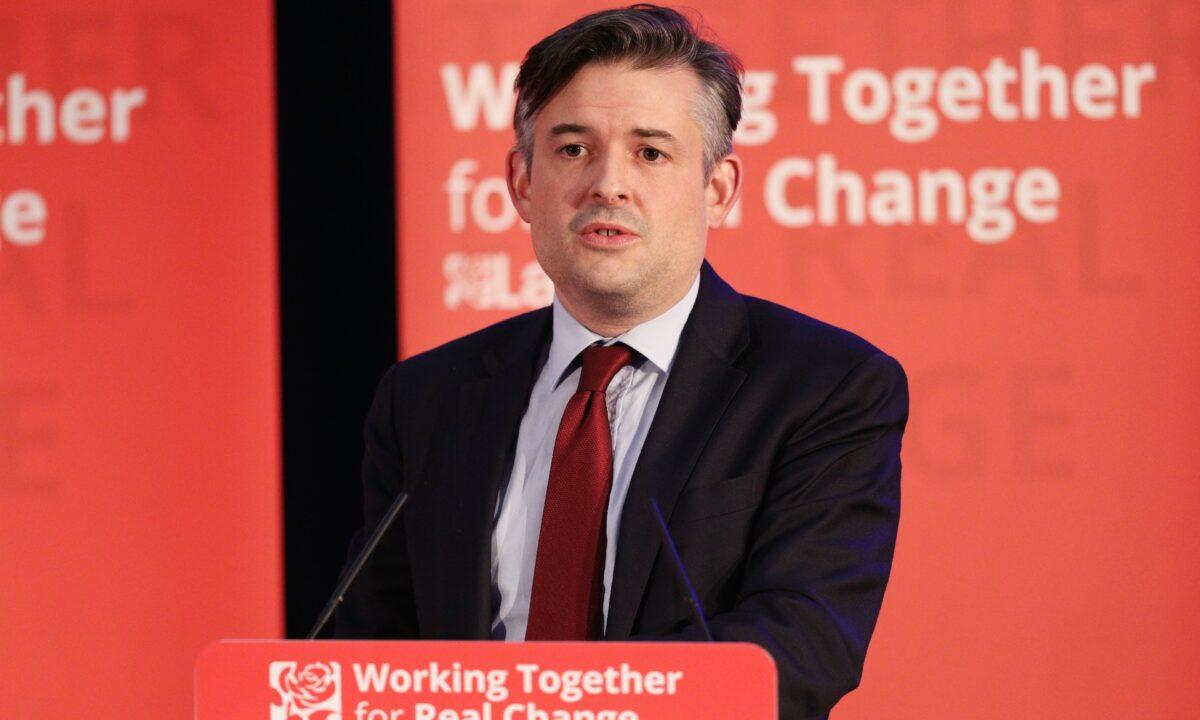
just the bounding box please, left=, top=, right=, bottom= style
left=276, top=0, right=397, bottom=638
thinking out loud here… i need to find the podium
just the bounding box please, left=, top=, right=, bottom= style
left=196, top=640, right=776, bottom=719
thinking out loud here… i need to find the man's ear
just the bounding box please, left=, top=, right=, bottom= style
left=705, top=152, right=743, bottom=228
left=506, top=147, right=533, bottom=223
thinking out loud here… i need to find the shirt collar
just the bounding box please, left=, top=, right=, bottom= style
left=545, top=272, right=701, bottom=388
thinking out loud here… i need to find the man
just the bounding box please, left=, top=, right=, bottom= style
left=335, top=5, right=908, bottom=718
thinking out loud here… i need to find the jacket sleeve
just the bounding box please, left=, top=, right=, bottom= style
left=332, top=364, right=420, bottom=638
left=643, top=352, right=908, bottom=719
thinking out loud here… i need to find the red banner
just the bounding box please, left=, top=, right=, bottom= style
left=0, top=2, right=280, bottom=717
left=197, top=640, right=776, bottom=719
left=394, top=1, right=1200, bottom=716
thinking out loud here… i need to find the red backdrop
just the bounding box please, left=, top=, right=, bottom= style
left=0, top=2, right=281, bottom=717
left=395, top=1, right=1200, bottom=716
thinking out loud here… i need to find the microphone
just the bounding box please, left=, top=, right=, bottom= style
left=648, top=498, right=713, bottom=641
left=306, top=490, right=410, bottom=639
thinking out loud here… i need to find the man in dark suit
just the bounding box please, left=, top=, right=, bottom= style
left=335, top=6, right=908, bottom=718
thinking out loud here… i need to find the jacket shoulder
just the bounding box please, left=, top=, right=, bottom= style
left=740, top=294, right=898, bottom=371
left=389, top=306, right=549, bottom=382
left=366, top=307, right=549, bottom=456
left=736, top=294, right=908, bottom=445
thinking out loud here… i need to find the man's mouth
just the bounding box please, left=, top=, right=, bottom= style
left=578, top=222, right=640, bottom=248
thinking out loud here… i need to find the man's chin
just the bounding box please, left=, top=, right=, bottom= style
left=556, top=264, right=644, bottom=307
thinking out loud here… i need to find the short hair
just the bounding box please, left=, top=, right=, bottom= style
left=513, top=4, right=743, bottom=177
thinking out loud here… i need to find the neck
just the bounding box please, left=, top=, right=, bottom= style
left=557, top=281, right=694, bottom=338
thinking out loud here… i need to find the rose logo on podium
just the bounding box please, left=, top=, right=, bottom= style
left=270, top=661, right=343, bottom=720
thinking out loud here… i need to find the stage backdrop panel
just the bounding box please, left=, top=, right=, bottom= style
left=0, top=2, right=280, bottom=717
left=395, top=0, right=1200, bottom=716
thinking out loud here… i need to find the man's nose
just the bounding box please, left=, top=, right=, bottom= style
left=588, top=151, right=630, bottom=204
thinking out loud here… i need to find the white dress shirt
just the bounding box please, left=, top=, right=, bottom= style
left=489, top=273, right=701, bottom=640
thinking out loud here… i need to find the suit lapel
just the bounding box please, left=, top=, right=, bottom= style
left=605, top=263, right=750, bottom=640
left=445, top=310, right=550, bottom=638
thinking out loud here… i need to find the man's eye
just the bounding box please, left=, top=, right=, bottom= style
left=640, top=147, right=664, bottom=162
left=561, top=144, right=584, bottom=158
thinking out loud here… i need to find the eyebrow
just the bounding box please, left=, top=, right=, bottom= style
left=549, top=123, right=679, bottom=144
left=631, top=127, right=678, bottom=143
left=549, top=123, right=590, bottom=136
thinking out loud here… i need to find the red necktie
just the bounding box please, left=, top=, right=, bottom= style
left=525, top=343, right=633, bottom=640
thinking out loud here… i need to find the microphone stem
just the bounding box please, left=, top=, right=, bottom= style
left=306, top=491, right=409, bottom=639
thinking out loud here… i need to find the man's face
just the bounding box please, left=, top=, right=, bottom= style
left=507, top=61, right=740, bottom=323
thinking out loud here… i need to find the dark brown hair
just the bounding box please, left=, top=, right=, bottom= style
left=513, top=4, right=743, bottom=175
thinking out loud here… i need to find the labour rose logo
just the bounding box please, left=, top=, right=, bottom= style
left=269, top=661, right=342, bottom=720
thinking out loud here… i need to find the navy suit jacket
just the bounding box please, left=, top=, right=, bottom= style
left=334, top=261, right=909, bottom=718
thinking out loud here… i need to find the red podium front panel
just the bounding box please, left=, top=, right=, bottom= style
left=196, top=640, right=776, bottom=719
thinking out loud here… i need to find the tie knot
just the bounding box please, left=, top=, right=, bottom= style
left=578, top=343, right=633, bottom=392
